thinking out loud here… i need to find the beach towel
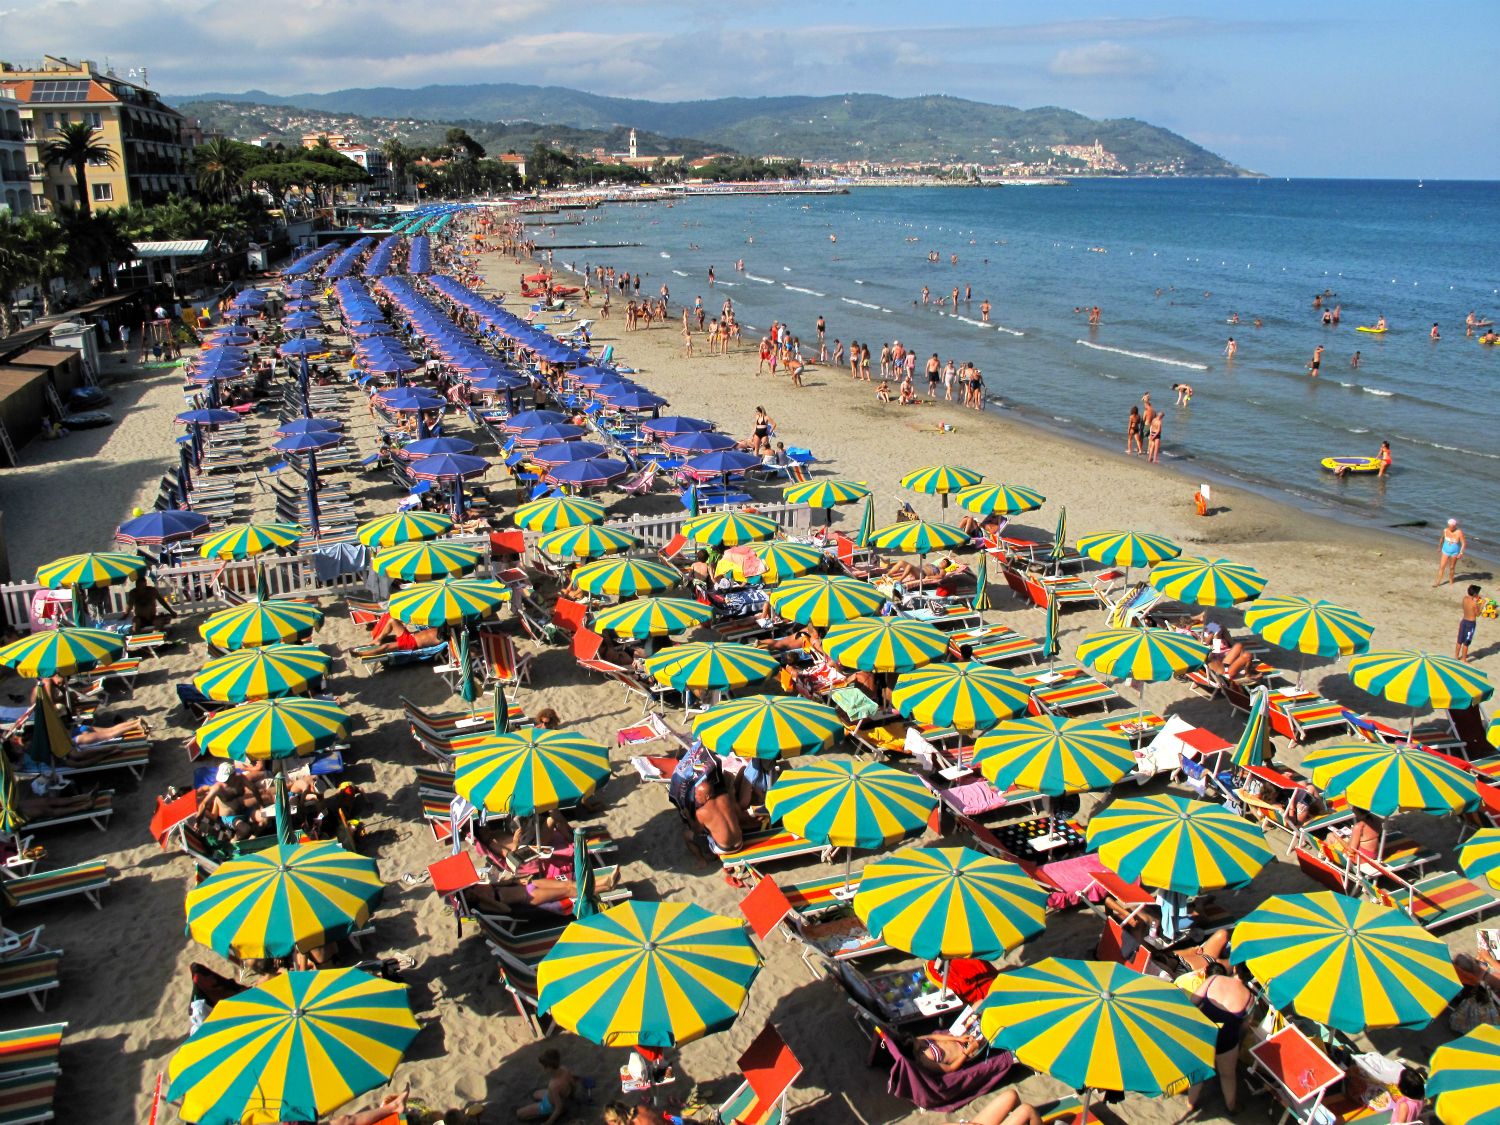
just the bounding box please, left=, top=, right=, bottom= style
left=941, top=780, right=1009, bottom=817
left=874, top=1032, right=1014, bottom=1113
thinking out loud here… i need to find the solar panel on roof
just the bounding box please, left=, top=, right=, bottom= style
left=29, top=80, right=92, bottom=103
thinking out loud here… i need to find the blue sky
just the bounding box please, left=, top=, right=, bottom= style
left=2, top=0, right=1495, bottom=177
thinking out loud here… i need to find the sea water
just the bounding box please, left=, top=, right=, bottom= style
left=554, top=179, right=1500, bottom=546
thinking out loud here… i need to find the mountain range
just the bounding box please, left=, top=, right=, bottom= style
left=174, top=83, right=1247, bottom=173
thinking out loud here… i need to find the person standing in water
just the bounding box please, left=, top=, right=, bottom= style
left=1308, top=344, right=1324, bottom=377
left=1224, top=337, right=1237, bottom=362
left=980, top=299, right=991, bottom=323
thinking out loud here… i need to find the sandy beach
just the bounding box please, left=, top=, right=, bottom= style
left=0, top=230, right=1493, bottom=1125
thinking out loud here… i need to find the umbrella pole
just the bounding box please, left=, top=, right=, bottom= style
left=843, top=848, right=853, bottom=894
left=941, top=959, right=952, bottom=1002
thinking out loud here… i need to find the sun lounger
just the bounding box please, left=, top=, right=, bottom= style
left=18, top=739, right=151, bottom=784
left=2, top=793, right=113, bottom=839
left=741, top=873, right=889, bottom=968
left=0, top=1024, right=63, bottom=1081
left=0, top=863, right=109, bottom=912
left=1356, top=858, right=1499, bottom=931
left=865, top=1020, right=1015, bottom=1114
left=0, top=953, right=59, bottom=1013
left=351, top=641, right=448, bottom=673
left=719, top=828, right=825, bottom=873
left=715, top=1023, right=802, bottom=1125
left=948, top=624, right=1042, bottom=666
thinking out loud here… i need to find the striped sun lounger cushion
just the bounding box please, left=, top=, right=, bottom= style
left=0, top=1070, right=58, bottom=1125
left=0, top=1024, right=63, bottom=1079
left=719, top=829, right=822, bottom=869
left=0, top=954, right=60, bottom=1009
left=1, top=864, right=109, bottom=910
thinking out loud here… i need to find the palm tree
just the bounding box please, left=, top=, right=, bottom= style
left=41, top=122, right=119, bottom=218
left=192, top=137, right=248, bottom=203
left=381, top=138, right=411, bottom=199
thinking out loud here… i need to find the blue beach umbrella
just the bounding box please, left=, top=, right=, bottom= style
left=277, top=337, right=325, bottom=357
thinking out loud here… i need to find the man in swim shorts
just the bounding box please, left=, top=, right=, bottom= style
left=1458, top=585, right=1482, bottom=661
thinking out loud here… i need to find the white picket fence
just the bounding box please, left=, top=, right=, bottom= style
left=0, top=508, right=811, bottom=632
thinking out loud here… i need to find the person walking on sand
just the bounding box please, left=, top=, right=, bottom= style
left=1436, top=519, right=1466, bottom=586
left=1458, top=584, right=1482, bottom=661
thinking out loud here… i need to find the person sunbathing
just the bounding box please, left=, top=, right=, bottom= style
left=886, top=555, right=965, bottom=584
left=686, top=549, right=714, bottom=584
left=194, top=765, right=262, bottom=837
left=939, top=1090, right=1041, bottom=1125
left=759, top=625, right=823, bottom=660
left=957, top=512, right=1001, bottom=538
left=914, top=1030, right=989, bottom=1074
left=366, top=615, right=444, bottom=655
left=1346, top=808, right=1384, bottom=859
left=1202, top=622, right=1257, bottom=683
left=693, top=775, right=757, bottom=855
left=326, top=1089, right=409, bottom=1125
left=465, top=869, right=617, bottom=915
left=15, top=780, right=103, bottom=820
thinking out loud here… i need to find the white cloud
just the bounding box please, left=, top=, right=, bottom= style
left=1048, top=41, right=1160, bottom=79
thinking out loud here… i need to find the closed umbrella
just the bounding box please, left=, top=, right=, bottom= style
left=1230, top=686, right=1272, bottom=769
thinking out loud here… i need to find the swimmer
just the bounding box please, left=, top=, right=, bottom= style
left=1430, top=322, right=1440, bottom=340
left=1172, top=382, right=1194, bottom=405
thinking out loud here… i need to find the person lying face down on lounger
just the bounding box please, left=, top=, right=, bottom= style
left=885, top=555, right=968, bottom=585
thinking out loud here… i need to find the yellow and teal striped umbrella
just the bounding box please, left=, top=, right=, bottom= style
left=167, top=968, right=419, bottom=1125
left=1348, top=649, right=1494, bottom=710
left=645, top=642, right=780, bottom=692
left=1075, top=628, right=1209, bottom=683
left=35, top=551, right=146, bottom=588
left=371, top=540, right=480, bottom=580
left=901, top=464, right=983, bottom=508
left=974, top=715, right=1136, bottom=796
left=683, top=511, right=781, bottom=547
left=1086, top=793, right=1273, bottom=894
left=592, top=597, right=712, bottom=638
left=535, top=523, right=638, bottom=560
left=1459, top=828, right=1500, bottom=890
left=0, top=626, right=123, bottom=677
left=512, top=495, right=606, bottom=532
left=185, top=841, right=384, bottom=960
left=782, top=479, right=870, bottom=512
left=1229, top=891, right=1460, bottom=1034
left=196, top=696, right=350, bottom=761
left=1148, top=555, right=1267, bottom=606
left=1492, top=715, right=1500, bottom=750
left=356, top=510, right=452, bottom=547
left=199, top=522, right=302, bottom=560
left=1076, top=531, right=1182, bottom=570
left=766, top=758, right=935, bottom=850
left=744, top=541, right=825, bottom=584
left=370, top=538, right=475, bottom=587
left=193, top=644, right=330, bottom=703
left=536, top=901, right=761, bottom=1048
left=824, top=617, right=950, bottom=672
left=854, top=846, right=1047, bottom=960
left=1243, top=595, right=1374, bottom=658
left=1430, top=1024, right=1500, bottom=1125
left=767, top=575, right=886, bottom=626
left=454, top=728, right=611, bottom=815
left=537, top=523, right=640, bottom=560
left=955, top=483, right=1045, bottom=516
left=200, top=598, right=324, bottom=650
left=980, top=959, right=1216, bottom=1097
left=387, top=577, right=509, bottom=626
left=891, top=662, right=1029, bottom=731
left=573, top=557, right=680, bottom=597
left=868, top=520, right=970, bottom=556
left=693, top=694, right=842, bottom=759
left=1230, top=686, right=1272, bottom=769
left=0, top=749, right=22, bottom=835
left=1302, top=741, right=1478, bottom=818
